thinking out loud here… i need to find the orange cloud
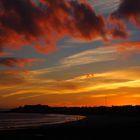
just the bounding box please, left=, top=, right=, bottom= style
left=1, top=67, right=140, bottom=107
left=0, top=52, right=10, bottom=56
left=114, top=41, right=140, bottom=52
left=0, top=70, right=29, bottom=87
left=1, top=70, right=29, bottom=75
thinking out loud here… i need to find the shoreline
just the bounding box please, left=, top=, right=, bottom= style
left=0, top=115, right=140, bottom=139
left=0, top=113, right=86, bottom=131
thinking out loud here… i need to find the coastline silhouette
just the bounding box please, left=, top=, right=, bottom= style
left=9, top=104, right=140, bottom=116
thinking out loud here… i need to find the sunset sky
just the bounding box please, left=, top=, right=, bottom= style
left=0, top=0, right=140, bottom=108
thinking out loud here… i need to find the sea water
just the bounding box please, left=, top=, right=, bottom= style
left=0, top=113, right=84, bottom=130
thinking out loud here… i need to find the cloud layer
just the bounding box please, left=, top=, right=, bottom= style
left=0, top=0, right=140, bottom=55
left=0, top=0, right=108, bottom=53
left=1, top=66, right=140, bottom=107
left=0, top=0, right=110, bottom=69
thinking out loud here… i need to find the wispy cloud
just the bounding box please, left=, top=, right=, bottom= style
left=30, top=41, right=140, bottom=79
left=60, top=47, right=117, bottom=67
left=1, top=66, right=140, bottom=99
left=88, top=0, right=120, bottom=13
left=31, top=46, right=117, bottom=77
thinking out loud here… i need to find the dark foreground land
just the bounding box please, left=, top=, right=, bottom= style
left=1, top=105, right=140, bottom=140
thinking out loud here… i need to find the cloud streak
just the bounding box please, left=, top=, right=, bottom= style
left=0, top=65, right=140, bottom=107
left=60, top=47, right=117, bottom=67
left=0, top=58, right=42, bottom=67
left=1, top=66, right=140, bottom=98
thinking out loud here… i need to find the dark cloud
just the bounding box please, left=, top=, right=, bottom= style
left=109, top=17, right=128, bottom=39
left=111, top=0, right=140, bottom=27
left=0, top=0, right=108, bottom=54
left=0, top=57, right=41, bottom=67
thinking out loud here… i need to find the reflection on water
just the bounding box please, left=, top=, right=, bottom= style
left=0, top=113, right=85, bottom=130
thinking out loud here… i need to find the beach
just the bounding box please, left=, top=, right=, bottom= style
left=0, top=114, right=140, bottom=139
